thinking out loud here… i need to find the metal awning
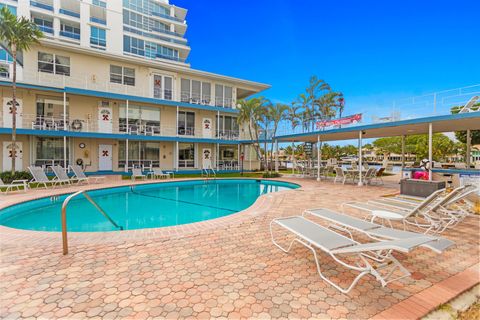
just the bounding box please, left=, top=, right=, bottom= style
left=276, top=112, right=480, bottom=142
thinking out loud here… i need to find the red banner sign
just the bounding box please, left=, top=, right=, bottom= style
left=316, top=113, right=362, bottom=129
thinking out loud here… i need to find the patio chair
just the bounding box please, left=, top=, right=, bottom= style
left=334, top=167, right=355, bottom=184
left=0, top=178, right=28, bottom=194
left=69, top=165, right=106, bottom=184
left=270, top=215, right=437, bottom=293
left=131, top=168, right=146, bottom=180
left=373, top=167, right=385, bottom=185
left=362, top=168, right=377, bottom=185
left=28, top=166, right=55, bottom=189
left=303, top=208, right=454, bottom=253
left=151, top=168, right=171, bottom=179
left=50, top=165, right=75, bottom=186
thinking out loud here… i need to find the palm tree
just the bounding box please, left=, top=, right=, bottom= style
left=0, top=7, right=43, bottom=173
left=268, top=103, right=288, bottom=168
left=305, top=76, right=330, bottom=131
left=237, top=97, right=269, bottom=170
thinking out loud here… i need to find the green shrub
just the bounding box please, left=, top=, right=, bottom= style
left=0, top=171, right=33, bottom=184
left=262, top=172, right=281, bottom=178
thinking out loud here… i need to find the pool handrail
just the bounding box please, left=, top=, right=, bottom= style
left=61, top=190, right=123, bottom=255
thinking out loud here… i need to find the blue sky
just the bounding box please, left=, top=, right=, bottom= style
left=175, top=0, right=479, bottom=127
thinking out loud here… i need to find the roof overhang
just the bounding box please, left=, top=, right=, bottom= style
left=276, top=112, right=480, bottom=143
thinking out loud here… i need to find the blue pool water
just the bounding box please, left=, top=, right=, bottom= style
left=0, top=179, right=298, bottom=232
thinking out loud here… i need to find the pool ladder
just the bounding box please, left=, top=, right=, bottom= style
left=202, top=167, right=216, bottom=181
left=61, top=190, right=123, bottom=255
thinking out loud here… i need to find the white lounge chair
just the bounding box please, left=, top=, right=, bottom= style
left=151, top=168, right=171, bottom=179
left=0, top=178, right=28, bottom=194
left=28, top=166, right=55, bottom=189
left=343, top=188, right=469, bottom=233
left=131, top=168, right=146, bottom=180
left=69, top=165, right=106, bottom=184
left=51, top=165, right=75, bottom=186
left=303, top=208, right=454, bottom=253
left=270, top=215, right=438, bottom=293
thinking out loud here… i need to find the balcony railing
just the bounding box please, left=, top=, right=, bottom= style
left=150, top=11, right=184, bottom=23
left=36, top=25, right=54, bottom=34
left=18, top=71, right=238, bottom=111
left=59, top=8, right=80, bottom=18
left=30, top=1, right=54, bottom=11
left=90, top=17, right=106, bottom=25
left=1, top=114, right=244, bottom=141
left=60, top=30, right=80, bottom=40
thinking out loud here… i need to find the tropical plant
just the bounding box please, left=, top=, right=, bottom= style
left=0, top=7, right=43, bottom=173
left=237, top=97, right=269, bottom=170
left=268, top=103, right=288, bottom=166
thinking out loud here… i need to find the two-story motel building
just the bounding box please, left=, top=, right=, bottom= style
left=0, top=0, right=269, bottom=173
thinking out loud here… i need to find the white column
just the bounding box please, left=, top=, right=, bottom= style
left=358, top=131, right=363, bottom=186
left=466, top=129, right=471, bottom=168
left=238, top=143, right=241, bottom=171
left=216, top=143, right=219, bottom=170
left=291, top=142, right=295, bottom=174
left=63, top=92, right=67, bottom=169
left=176, top=106, right=179, bottom=136
left=126, top=100, right=129, bottom=133
left=401, top=135, right=406, bottom=170
left=317, top=135, right=321, bottom=181
left=275, top=140, right=279, bottom=173
left=125, top=139, right=129, bottom=173
left=175, top=141, right=179, bottom=171
left=428, top=123, right=433, bottom=181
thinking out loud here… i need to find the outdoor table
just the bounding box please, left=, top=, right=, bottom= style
left=12, top=179, right=29, bottom=192
left=165, top=171, right=175, bottom=178
left=370, top=210, right=404, bottom=228
left=146, top=171, right=155, bottom=179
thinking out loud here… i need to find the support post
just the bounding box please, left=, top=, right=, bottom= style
left=428, top=123, right=433, bottom=181
left=63, top=92, right=67, bottom=169
left=358, top=131, right=363, bottom=186
left=275, top=139, right=279, bottom=173
left=401, top=135, right=406, bottom=170
left=126, top=100, right=129, bottom=133
left=175, top=141, right=179, bottom=171
left=466, top=129, right=471, bottom=168
left=291, top=141, right=295, bottom=175
left=176, top=106, right=179, bottom=137
left=317, top=136, right=321, bottom=181
left=125, top=139, right=129, bottom=173
left=217, top=143, right=219, bottom=170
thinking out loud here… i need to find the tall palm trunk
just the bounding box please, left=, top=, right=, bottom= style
left=10, top=44, right=17, bottom=174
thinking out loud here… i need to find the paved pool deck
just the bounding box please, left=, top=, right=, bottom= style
left=0, top=176, right=479, bottom=319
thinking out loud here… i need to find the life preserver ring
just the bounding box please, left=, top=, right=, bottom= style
left=71, top=119, right=82, bottom=131
left=76, top=158, right=84, bottom=166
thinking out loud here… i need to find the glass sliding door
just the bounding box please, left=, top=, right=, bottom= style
left=118, top=141, right=160, bottom=170
left=178, top=143, right=195, bottom=168
left=35, top=137, right=69, bottom=167
left=177, top=111, right=195, bottom=136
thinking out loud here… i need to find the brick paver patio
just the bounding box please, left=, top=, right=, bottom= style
left=1, top=177, right=479, bottom=319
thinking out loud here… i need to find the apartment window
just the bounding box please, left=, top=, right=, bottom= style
left=177, top=111, right=195, bottom=136
left=181, top=79, right=211, bottom=105
left=92, top=0, right=106, bottom=8
left=123, top=35, right=144, bottom=56
left=60, top=22, right=80, bottom=39
left=36, top=96, right=69, bottom=118
left=178, top=143, right=195, bottom=168
left=35, top=137, right=69, bottom=162
left=119, top=104, right=160, bottom=134
left=90, top=26, right=106, bottom=48
left=110, top=65, right=135, bottom=86
left=215, top=85, right=233, bottom=108
left=153, top=75, right=173, bottom=100
left=119, top=141, right=160, bottom=168
left=33, top=17, right=53, bottom=34
left=38, top=52, right=70, bottom=76
left=0, top=4, right=16, bottom=15
left=0, top=63, right=9, bottom=78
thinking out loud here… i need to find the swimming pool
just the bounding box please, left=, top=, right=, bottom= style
left=0, top=179, right=299, bottom=232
